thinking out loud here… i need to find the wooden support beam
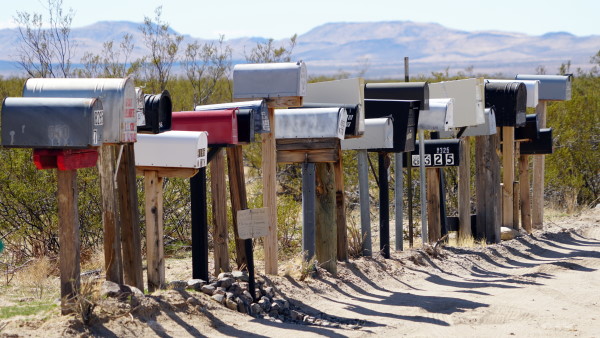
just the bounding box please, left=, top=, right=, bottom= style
left=334, top=148, right=348, bottom=261
left=210, top=149, right=229, bottom=275
left=513, top=181, right=520, bottom=230
left=502, top=126, right=515, bottom=228
left=262, top=107, right=278, bottom=275
left=519, top=155, right=532, bottom=233
left=458, top=137, right=472, bottom=239
left=315, top=162, right=337, bottom=275
left=302, top=162, right=316, bottom=260
left=57, top=169, right=80, bottom=315
left=136, top=167, right=198, bottom=179
left=426, top=168, right=442, bottom=242
left=190, top=168, right=209, bottom=281
left=532, top=101, right=547, bottom=230
left=226, top=145, right=248, bottom=269
left=394, top=153, right=404, bottom=251
left=475, top=134, right=501, bottom=243
left=144, top=170, right=164, bottom=292
left=357, top=150, right=372, bottom=256
left=98, top=145, right=123, bottom=285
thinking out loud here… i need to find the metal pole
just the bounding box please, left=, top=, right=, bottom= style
left=190, top=168, right=208, bottom=281
left=357, top=150, right=372, bottom=256
left=378, top=152, right=390, bottom=258
left=302, top=162, right=316, bottom=260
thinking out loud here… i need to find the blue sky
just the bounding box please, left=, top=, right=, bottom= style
left=1, top=0, right=597, bottom=39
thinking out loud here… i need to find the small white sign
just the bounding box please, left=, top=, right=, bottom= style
left=237, top=208, right=269, bottom=239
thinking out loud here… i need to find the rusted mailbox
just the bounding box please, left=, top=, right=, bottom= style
left=135, top=130, right=208, bottom=170
left=515, top=114, right=539, bottom=141
left=196, top=100, right=269, bottom=136
left=520, top=128, right=553, bottom=155
left=137, top=90, right=172, bottom=134
left=429, top=78, right=485, bottom=128
left=233, top=61, right=307, bottom=99
left=418, top=98, right=454, bottom=131
left=404, top=139, right=461, bottom=167
left=486, top=79, right=540, bottom=107
left=365, top=82, right=429, bottom=110
left=364, top=99, right=419, bottom=153
left=341, top=118, right=394, bottom=150
left=172, top=109, right=239, bottom=146
left=485, top=81, right=527, bottom=127
left=515, top=74, right=572, bottom=101
left=22, top=77, right=136, bottom=143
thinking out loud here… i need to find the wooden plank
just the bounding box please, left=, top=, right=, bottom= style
left=118, top=144, right=144, bottom=291
left=98, top=144, right=123, bottom=284
left=136, top=167, right=198, bottom=179
left=266, top=96, right=303, bottom=108
left=502, top=126, right=515, bottom=228
left=210, top=149, right=230, bottom=275
left=407, top=155, right=414, bottom=248
left=532, top=101, right=547, bottom=230
left=302, top=162, right=316, bottom=260
left=418, top=130, right=428, bottom=244
left=277, top=149, right=339, bottom=164
left=394, top=153, right=404, bottom=251
left=57, top=169, right=80, bottom=315
left=378, top=152, right=390, bottom=259
left=315, top=162, right=337, bottom=275
left=513, top=181, right=520, bottom=230
left=475, top=133, right=501, bottom=243
left=334, top=147, right=348, bottom=261
left=458, top=137, right=472, bottom=239
left=276, top=138, right=339, bottom=150
left=262, top=107, right=278, bottom=275
left=426, top=168, right=442, bottom=242
left=144, top=170, right=164, bottom=292
left=519, top=154, right=532, bottom=233
left=357, top=150, right=372, bottom=256
left=226, top=145, right=248, bottom=269
left=190, top=168, right=209, bottom=281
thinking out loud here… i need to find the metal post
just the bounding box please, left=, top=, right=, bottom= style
left=378, top=152, right=390, bottom=258
left=190, top=168, right=208, bottom=281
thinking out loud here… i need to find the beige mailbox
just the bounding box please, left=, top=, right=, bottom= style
left=429, top=78, right=485, bottom=128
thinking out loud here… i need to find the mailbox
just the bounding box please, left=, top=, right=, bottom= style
left=233, top=61, right=307, bottom=99
left=461, top=108, right=498, bottom=137
left=515, top=74, right=572, bottom=101
left=196, top=100, right=269, bottom=134
left=33, top=148, right=99, bottom=170
left=275, top=108, right=347, bottom=139
left=364, top=99, right=419, bottom=153
left=403, top=139, right=461, bottom=167
left=1, top=97, right=103, bottom=149
left=172, top=109, right=238, bottom=146
left=515, top=114, right=539, bottom=141
left=486, top=79, right=540, bottom=107
left=304, top=77, right=365, bottom=137
left=520, top=128, right=553, bottom=155
left=341, top=118, right=393, bottom=150
left=365, top=82, right=429, bottom=110
left=22, top=77, right=137, bottom=143
left=137, top=90, right=172, bottom=134
left=484, top=81, right=527, bottom=127
left=418, top=98, right=454, bottom=131
left=195, top=103, right=254, bottom=144
left=429, top=78, right=485, bottom=127
left=134, top=131, right=208, bottom=169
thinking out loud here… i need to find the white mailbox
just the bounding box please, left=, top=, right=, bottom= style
left=134, top=130, right=208, bottom=169
left=486, top=79, right=540, bottom=107
left=429, top=78, right=485, bottom=128
left=22, top=77, right=137, bottom=144
left=275, top=108, right=347, bottom=139
left=515, top=74, right=572, bottom=101
left=233, top=61, right=307, bottom=99
left=417, top=98, right=454, bottom=131
left=341, top=118, right=393, bottom=150
left=305, top=77, right=365, bottom=137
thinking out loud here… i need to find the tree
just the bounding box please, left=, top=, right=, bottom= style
left=244, top=34, right=297, bottom=63
left=78, top=33, right=141, bottom=78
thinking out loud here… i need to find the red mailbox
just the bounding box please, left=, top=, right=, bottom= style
left=33, top=148, right=99, bottom=170
left=172, top=109, right=239, bottom=146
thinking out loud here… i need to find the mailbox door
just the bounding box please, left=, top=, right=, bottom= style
left=365, top=82, right=429, bottom=110
left=300, top=103, right=360, bottom=138
left=429, top=78, right=485, bottom=128
left=515, top=114, right=539, bottom=141
left=172, top=109, right=239, bottom=146
left=516, top=74, right=572, bottom=101
left=341, top=118, right=394, bottom=150
left=364, top=99, right=419, bottom=152
left=275, top=108, right=347, bottom=139
left=135, top=130, right=208, bottom=168
left=138, top=90, right=172, bottom=134
left=520, top=128, right=553, bottom=155
left=485, top=81, right=527, bottom=127
left=233, top=61, right=307, bottom=99
left=196, top=100, right=269, bottom=134
left=403, top=139, right=461, bottom=167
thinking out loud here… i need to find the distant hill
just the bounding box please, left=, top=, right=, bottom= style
left=0, top=20, right=598, bottom=78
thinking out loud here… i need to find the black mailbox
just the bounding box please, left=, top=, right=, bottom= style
left=365, top=82, right=429, bottom=110
left=364, top=99, right=419, bottom=153
left=403, top=139, right=461, bottom=167
left=236, top=108, right=255, bottom=144
left=515, top=114, right=539, bottom=141
left=138, top=90, right=172, bottom=134
left=520, top=128, right=553, bottom=155
left=300, top=102, right=360, bottom=138
left=485, top=81, right=527, bottom=127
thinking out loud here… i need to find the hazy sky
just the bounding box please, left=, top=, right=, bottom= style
left=1, top=0, right=597, bottom=39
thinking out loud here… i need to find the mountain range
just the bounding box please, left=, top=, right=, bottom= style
left=0, top=20, right=598, bottom=78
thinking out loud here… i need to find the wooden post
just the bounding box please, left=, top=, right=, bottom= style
left=98, top=145, right=123, bottom=284
left=426, top=168, right=441, bottom=242
left=118, top=144, right=144, bottom=291
left=57, top=169, right=80, bottom=315
left=378, top=152, right=390, bottom=258
left=144, top=170, right=164, bottom=292
left=418, top=130, right=428, bottom=244
left=407, top=155, right=414, bottom=247
left=513, top=181, right=520, bottom=230
left=502, top=126, right=515, bottom=228
left=357, top=150, right=371, bottom=256
left=190, top=168, right=209, bottom=281
left=226, top=145, right=248, bottom=269
left=519, top=155, right=532, bottom=233
left=532, top=101, right=547, bottom=230
left=315, top=162, right=336, bottom=275
left=263, top=106, right=278, bottom=275
left=210, top=149, right=229, bottom=275
left=458, top=137, right=472, bottom=239
left=475, top=133, right=501, bottom=243
left=302, top=162, right=316, bottom=260
left=394, top=153, right=404, bottom=251
left=334, top=148, right=347, bottom=261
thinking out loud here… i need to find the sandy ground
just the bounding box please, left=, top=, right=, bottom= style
left=1, top=207, right=599, bottom=337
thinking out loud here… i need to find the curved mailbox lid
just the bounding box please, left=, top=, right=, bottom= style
left=22, top=77, right=136, bottom=143
left=138, top=90, right=172, bottom=134
left=134, top=130, right=208, bottom=169
left=486, top=79, right=539, bottom=107
left=341, top=118, right=393, bottom=150
left=365, top=82, right=429, bottom=110
left=417, top=98, right=454, bottom=131
left=196, top=100, right=269, bottom=134
left=300, top=103, right=361, bottom=138
left=364, top=99, right=420, bottom=153
left=429, top=78, right=485, bottom=128
left=172, top=109, right=239, bottom=146
left=484, top=81, right=527, bottom=127
left=1, top=97, right=103, bottom=149
left=515, top=74, right=572, bottom=101
left=274, top=107, right=347, bottom=139
left=233, top=61, right=307, bottom=99
left=515, top=114, right=539, bottom=141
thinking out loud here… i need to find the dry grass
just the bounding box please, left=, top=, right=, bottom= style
left=13, top=256, right=58, bottom=300
left=282, top=252, right=317, bottom=281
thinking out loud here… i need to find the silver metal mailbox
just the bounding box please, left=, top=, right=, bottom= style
left=417, top=98, right=454, bottom=131
left=439, top=108, right=497, bottom=138
left=195, top=100, right=270, bottom=134
left=134, top=131, right=208, bottom=169
left=341, top=118, right=393, bottom=150
left=22, top=77, right=137, bottom=143
left=274, top=107, right=347, bottom=139
left=233, top=61, right=307, bottom=99
left=305, top=77, right=365, bottom=137
left=515, top=74, right=572, bottom=101
left=429, top=78, right=485, bottom=127
left=486, top=79, right=540, bottom=107
left=1, top=97, right=103, bottom=148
